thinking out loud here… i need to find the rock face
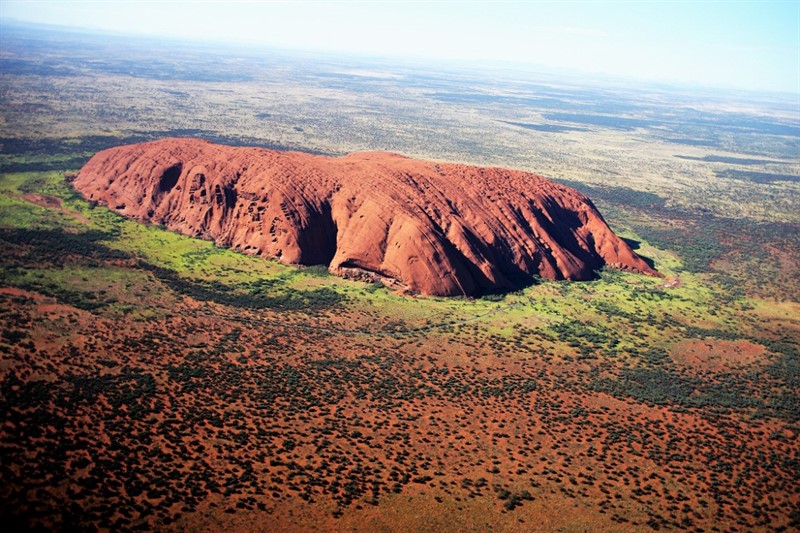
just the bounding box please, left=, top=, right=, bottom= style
left=75, top=138, right=658, bottom=296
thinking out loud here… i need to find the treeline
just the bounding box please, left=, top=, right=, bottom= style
left=138, top=261, right=347, bottom=314
left=592, top=367, right=757, bottom=410
left=0, top=228, right=127, bottom=266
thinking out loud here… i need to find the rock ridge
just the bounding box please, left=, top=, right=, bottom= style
left=74, top=138, right=658, bottom=296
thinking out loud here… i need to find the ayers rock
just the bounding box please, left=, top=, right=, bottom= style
left=74, top=138, right=657, bottom=296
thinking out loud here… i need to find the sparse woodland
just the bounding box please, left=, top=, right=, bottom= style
left=0, top=23, right=798, bottom=533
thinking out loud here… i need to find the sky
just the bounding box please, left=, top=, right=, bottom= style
left=1, top=1, right=798, bottom=94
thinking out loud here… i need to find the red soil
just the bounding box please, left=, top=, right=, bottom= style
left=670, top=338, right=768, bottom=372
left=22, top=193, right=91, bottom=224
left=1, top=283, right=796, bottom=531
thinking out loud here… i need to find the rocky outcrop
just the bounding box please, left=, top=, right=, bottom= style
left=74, top=138, right=658, bottom=296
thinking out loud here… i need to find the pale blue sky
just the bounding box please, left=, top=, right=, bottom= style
left=1, top=1, right=798, bottom=94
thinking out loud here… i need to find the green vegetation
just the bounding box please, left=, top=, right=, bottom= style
left=0, top=25, right=798, bottom=530
left=0, top=136, right=797, bottom=532
left=2, top=167, right=791, bottom=387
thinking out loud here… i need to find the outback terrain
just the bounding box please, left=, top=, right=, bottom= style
left=1, top=23, right=799, bottom=532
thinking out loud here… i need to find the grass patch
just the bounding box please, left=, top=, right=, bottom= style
left=0, top=167, right=777, bottom=344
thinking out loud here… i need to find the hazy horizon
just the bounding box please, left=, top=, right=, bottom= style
left=1, top=1, right=798, bottom=95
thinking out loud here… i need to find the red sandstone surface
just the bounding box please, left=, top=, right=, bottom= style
left=75, top=138, right=657, bottom=295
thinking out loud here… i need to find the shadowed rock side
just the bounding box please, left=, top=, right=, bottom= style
left=74, top=138, right=658, bottom=296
